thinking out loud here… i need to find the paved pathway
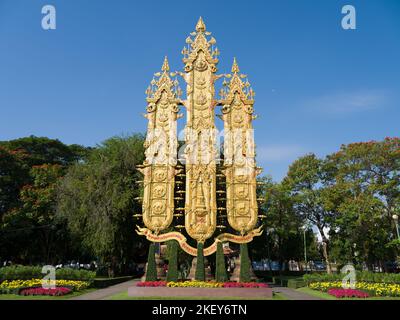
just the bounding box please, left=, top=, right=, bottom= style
left=271, top=286, right=323, bottom=300
left=70, top=279, right=139, bottom=300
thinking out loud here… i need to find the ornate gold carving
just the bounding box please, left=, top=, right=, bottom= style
left=137, top=18, right=263, bottom=247
left=180, top=18, right=221, bottom=243
left=139, top=57, right=182, bottom=234
left=220, top=58, right=260, bottom=235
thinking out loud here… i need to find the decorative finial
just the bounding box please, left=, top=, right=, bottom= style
left=161, top=56, right=170, bottom=72
left=196, top=16, right=206, bottom=32
left=231, top=57, right=240, bottom=73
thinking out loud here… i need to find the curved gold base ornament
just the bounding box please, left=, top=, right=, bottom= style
left=136, top=225, right=263, bottom=256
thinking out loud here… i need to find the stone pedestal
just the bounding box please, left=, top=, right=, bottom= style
left=188, top=258, right=197, bottom=280
left=230, top=257, right=258, bottom=282
left=188, top=258, right=214, bottom=281
left=205, top=265, right=213, bottom=281
left=156, top=254, right=166, bottom=280
left=230, top=257, right=241, bottom=282
left=141, top=254, right=166, bottom=281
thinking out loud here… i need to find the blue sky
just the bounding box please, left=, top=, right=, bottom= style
left=0, top=0, right=399, bottom=181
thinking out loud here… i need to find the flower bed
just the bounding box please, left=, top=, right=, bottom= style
left=137, top=281, right=167, bottom=287
left=222, top=282, right=268, bottom=288
left=327, top=288, right=369, bottom=299
left=0, top=279, right=90, bottom=294
left=19, top=287, right=72, bottom=296
left=309, top=281, right=400, bottom=297
left=136, top=281, right=268, bottom=288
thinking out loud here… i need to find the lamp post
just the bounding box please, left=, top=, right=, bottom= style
left=302, top=225, right=308, bottom=273
left=393, top=214, right=400, bottom=240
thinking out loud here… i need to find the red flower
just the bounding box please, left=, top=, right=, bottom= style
left=19, top=287, right=72, bottom=296
left=327, top=288, right=369, bottom=299
left=137, top=281, right=167, bottom=287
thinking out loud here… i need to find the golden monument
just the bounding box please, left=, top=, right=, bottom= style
left=136, top=17, right=263, bottom=257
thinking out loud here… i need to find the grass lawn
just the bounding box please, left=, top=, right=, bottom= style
left=297, top=287, right=400, bottom=300
left=0, top=288, right=96, bottom=300
left=107, top=291, right=280, bottom=300
left=296, top=287, right=335, bottom=300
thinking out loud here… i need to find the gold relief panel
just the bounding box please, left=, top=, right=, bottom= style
left=140, top=164, right=176, bottom=234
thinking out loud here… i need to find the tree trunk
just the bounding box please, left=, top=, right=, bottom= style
left=317, top=227, right=332, bottom=274
left=321, top=241, right=332, bottom=274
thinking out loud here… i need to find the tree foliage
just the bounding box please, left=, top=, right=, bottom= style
left=0, top=136, right=87, bottom=264
left=239, top=243, right=251, bottom=282
left=195, top=242, right=205, bottom=281
left=145, top=243, right=157, bottom=281
left=215, top=241, right=228, bottom=282
left=166, top=240, right=179, bottom=282
left=57, top=134, right=146, bottom=271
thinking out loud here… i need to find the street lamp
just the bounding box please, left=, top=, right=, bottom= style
left=302, top=225, right=308, bottom=273
left=393, top=214, right=400, bottom=240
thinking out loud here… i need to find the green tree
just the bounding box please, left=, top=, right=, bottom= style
left=0, top=137, right=88, bottom=264
left=145, top=243, right=157, bottom=281
left=215, top=241, right=228, bottom=282
left=195, top=242, right=205, bottom=281
left=284, top=154, right=335, bottom=273
left=166, top=240, right=178, bottom=282
left=326, top=139, right=400, bottom=270
left=258, top=179, right=303, bottom=271
left=239, top=243, right=251, bottom=282
left=0, top=135, right=89, bottom=166
left=57, top=134, right=146, bottom=274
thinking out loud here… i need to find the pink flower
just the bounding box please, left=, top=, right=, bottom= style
left=19, top=287, right=72, bottom=296
left=327, top=288, right=369, bottom=299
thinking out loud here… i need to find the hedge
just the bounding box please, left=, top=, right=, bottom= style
left=239, top=243, right=251, bottom=283
left=145, top=243, right=158, bottom=281
left=166, top=240, right=178, bottom=282
left=0, top=265, right=95, bottom=282
left=303, top=271, right=400, bottom=284
left=215, top=242, right=228, bottom=282
left=195, top=242, right=205, bottom=281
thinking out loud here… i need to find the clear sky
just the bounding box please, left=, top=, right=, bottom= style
left=0, top=0, right=399, bottom=181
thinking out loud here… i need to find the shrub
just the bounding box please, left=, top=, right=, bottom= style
left=303, top=271, right=400, bottom=285
left=215, top=242, right=228, bottom=282
left=239, top=243, right=251, bottom=283
left=0, top=265, right=95, bottom=282
left=166, top=240, right=178, bottom=282
left=195, top=243, right=205, bottom=281
left=145, top=243, right=157, bottom=281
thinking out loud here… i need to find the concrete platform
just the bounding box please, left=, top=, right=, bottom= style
left=127, top=287, right=273, bottom=298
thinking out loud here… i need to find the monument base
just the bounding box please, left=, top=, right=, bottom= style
left=128, top=287, right=273, bottom=299
left=230, top=257, right=258, bottom=282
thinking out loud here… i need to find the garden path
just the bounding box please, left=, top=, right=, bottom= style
left=70, top=279, right=139, bottom=300
left=271, top=286, right=323, bottom=300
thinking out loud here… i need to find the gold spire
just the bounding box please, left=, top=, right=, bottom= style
left=161, top=56, right=170, bottom=72
left=231, top=57, right=240, bottom=73
left=196, top=16, right=206, bottom=32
